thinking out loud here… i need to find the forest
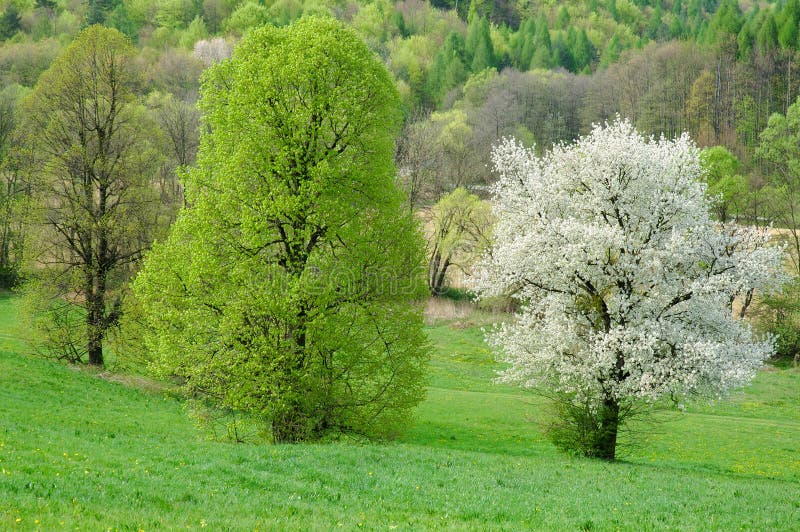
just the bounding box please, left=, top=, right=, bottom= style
left=3, top=0, right=800, bottom=276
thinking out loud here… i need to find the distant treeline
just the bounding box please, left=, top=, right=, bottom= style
left=4, top=0, right=800, bottom=278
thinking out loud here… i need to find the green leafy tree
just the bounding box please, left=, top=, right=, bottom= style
left=427, top=188, right=493, bottom=296
left=0, top=4, right=22, bottom=40
left=135, top=18, right=429, bottom=443
left=755, top=278, right=800, bottom=367
left=757, top=98, right=800, bottom=275
left=107, top=2, right=138, bottom=42
left=0, top=84, right=28, bottom=288
left=700, top=146, right=748, bottom=222
left=22, top=26, right=165, bottom=366
left=425, top=32, right=467, bottom=107
left=223, top=1, right=270, bottom=36
left=179, top=15, right=208, bottom=48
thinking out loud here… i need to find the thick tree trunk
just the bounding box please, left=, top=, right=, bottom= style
left=86, top=289, right=105, bottom=366
left=431, top=257, right=450, bottom=297
left=272, top=408, right=308, bottom=443
left=272, top=314, right=311, bottom=443
left=86, top=323, right=103, bottom=366
left=85, top=259, right=107, bottom=366
left=594, top=398, right=620, bottom=461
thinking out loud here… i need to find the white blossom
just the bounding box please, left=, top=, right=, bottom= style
left=193, top=38, right=233, bottom=66
left=470, top=120, right=786, bottom=407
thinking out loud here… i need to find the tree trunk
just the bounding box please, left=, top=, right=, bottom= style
left=593, top=397, right=619, bottom=460
left=85, top=261, right=107, bottom=366
left=272, top=407, right=309, bottom=443
left=431, top=257, right=450, bottom=297
left=272, top=313, right=311, bottom=443
left=86, top=321, right=103, bottom=366
left=86, top=289, right=105, bottom=366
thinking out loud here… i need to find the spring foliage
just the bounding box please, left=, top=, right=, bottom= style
left=134, top=18, right=429, bottom=443
left=471, top=120, right=785, bottom=459
left=22, top=26, right=162, bottom=366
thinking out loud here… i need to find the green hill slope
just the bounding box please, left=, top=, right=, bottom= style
left=1, top=294, right=799, bottom=529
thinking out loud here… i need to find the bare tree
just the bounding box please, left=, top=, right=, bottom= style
left=147, top=92, right=200, bottom=210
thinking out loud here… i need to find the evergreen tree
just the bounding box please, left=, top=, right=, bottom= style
left=779, top=17, right=798, bottom=50
left=0, top=4, right=21, bottom=40
left=465, top=13, right=482, bottom=63
left=779, top=0, right=800, bottom=28
left=392, top=10, right=408, bottom=38
left=530, top=14, right=552, bottom=69
left=737, top=20, right=755, bottom=60
left=471, top=34, right=494, bottom=72
left=600, top=32, right=622, bottom=68
left=556, top=6, right=571, bottom=30
left=86, top=0, right=120, bottom=26
left=530, top=46, right=552, bottom=70
left=756, top=13, right=780, bottom=55
left=426, top=31, right=468, bottom=106
left=778, top=0, right=800, bottom=50
left=704, top=0, right=743, bottom=45
left=669, top=15, right=686, bottom=39
left=107, top=3, right=138, bottom=42
left=607, top=0, right=619, bottom=21
left=552, top=32, right=574, bottom=71
left=572, top=28, right=596, bottom=72
left=646, top=2, right=667, bottom=40
left=515, top=18, right=536, bottom=69
left=466, top=15, right=494, bottom=71
left=687, top=0, right=703, bottom=33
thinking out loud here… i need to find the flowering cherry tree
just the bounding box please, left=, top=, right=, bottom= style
left=470, top=121, right=785, bottom=460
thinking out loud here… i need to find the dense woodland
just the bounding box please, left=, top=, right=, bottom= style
left=2, top=0, right=800, bottom=360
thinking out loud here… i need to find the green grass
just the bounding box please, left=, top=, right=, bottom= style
left=1, top=293, right=799, bottom=529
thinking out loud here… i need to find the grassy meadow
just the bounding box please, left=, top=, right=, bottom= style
left=1, top=292, right=799, bottom=530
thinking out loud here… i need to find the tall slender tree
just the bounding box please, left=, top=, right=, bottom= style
left=22, top=26, right=163, bottom=365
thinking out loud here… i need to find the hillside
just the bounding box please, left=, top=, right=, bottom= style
left=2, top=294, right=799, bottom=529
